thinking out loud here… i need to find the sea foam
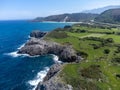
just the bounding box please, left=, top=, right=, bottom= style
left=28, top=67, right=49, bottom=90
left=28, top=55, right=61, bottom=90
left=17, top=43, right=25, bottom=49
left=5, top=43, right=29, bottom=58
left=52, top=54, right=62, bottom=63
left=5, top=51, right=29, bottom=58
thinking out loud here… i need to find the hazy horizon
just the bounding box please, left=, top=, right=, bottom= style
left=0, top=0, right=120, bottom=20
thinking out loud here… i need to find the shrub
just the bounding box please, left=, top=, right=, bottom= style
left=90, top=44, right=101, bottom=49
left=115, top=46, right=120, bottom=53
left=65, top=77, right=100, bottom=90
left=77, top=51, right=88, bottom=59
left=116, top=32, right=120, bottom=35
left=104, top=49, right=110, bottom=54
left=106, top=38, right=114, bottom=43
left=79, top=29, right=87, bottom=33
left=80, top=65, right=101, bottom=79
left=112, top=57, right=120, bottom=64
left=116, top=74, right=120, bottom=79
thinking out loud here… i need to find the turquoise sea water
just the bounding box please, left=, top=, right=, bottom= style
left=0, top=20, right=72, bottom=90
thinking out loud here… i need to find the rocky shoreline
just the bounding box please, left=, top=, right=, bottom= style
left=18, top=30, right=82, bottom=90
left=18, top=38, right=81, bottom=62
left=35, top=63, right=73, bottom=90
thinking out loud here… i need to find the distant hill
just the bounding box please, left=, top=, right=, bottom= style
left=33, top=13, right=98, bottom=22
left=82, top=5, right=120, bottom=14
left=95, top=8, right=120, bottom=24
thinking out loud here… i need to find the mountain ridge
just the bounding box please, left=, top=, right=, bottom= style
left=32, top=5, right=120, bottom=22
left=33, top=13, right=98, bottom=22
left=95, top=8, right=120, bottom=24
left=82, top=5, right=120, bottom=14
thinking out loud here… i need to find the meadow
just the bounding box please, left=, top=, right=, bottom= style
left=45, top=24, right=120, bottom=90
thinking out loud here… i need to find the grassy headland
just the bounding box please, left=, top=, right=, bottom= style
left=44, top=23, right=120, bottom=90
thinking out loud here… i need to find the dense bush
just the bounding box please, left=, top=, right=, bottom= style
left=83, top=37, right=114, bottom=46
left=80, top=65, right=102, bottom=79
left=76, top=29, right=87, bottom=33
left=47, top=31, right=68, bottom=39
left=104, top=49, right=110, bottom=54
left=116, top=74, right=120, bottom=79
left=116, top=32, right=120, bottom=35
left=106, top=38, right=114, bottom=43
left=115, top=46, right=120, bottom=53
left=77, top=51, right=88, bottom=59
left=83, top=37, right=104, bottom=42
left=111, top=57, right=120, bottom=64
left=90, top=44, right=101, bottom=49
left=65, top=77, right=101, bottom=90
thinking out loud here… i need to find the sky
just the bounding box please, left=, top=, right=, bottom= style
left=0, top=0, right=120, bottom=20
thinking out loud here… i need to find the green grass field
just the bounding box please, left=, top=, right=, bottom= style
left=45, top=24, right=120, bottom=90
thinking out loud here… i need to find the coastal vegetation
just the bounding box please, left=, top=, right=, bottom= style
left=45, top=23, right=120, bottom=90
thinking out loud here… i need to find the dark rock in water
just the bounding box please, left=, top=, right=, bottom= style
left=18, top=38, right=81, bottom=62
left=30, top=30, right=46, bottom=38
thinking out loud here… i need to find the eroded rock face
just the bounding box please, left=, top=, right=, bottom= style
left=18, top=38, right=81, bottom=62
left=30, top=30, right=47, bottom=38
left=43, top=64, right=62, bottom=82
left=18, top=31, right=81, bottom=90
left=35, top=64, right=73, bottom=90
left=36, top=80, right=73, bottom=90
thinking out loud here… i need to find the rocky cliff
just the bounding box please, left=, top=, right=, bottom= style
left=18, top=37, right=81, bottom=62
left=35, top=64, right=73, bottom=90
left=18, top=31, right=81, bottom=90
left=30, top=30, right=47, bottom=38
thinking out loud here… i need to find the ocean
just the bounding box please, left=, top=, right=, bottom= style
left=0, top=20, right=72, bottom=90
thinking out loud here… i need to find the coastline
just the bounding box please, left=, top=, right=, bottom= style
left=28, top=67, right=49, bottom=90
left=8, top=42, right=63, bottom=90
left=17, top=42, right=64, bottom=90
left=17, top=30, right=81, bottom=90
left=41, top=21, right=82, bottom=24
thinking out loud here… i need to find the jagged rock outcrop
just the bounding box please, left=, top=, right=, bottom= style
left=43, top=64, right=62, bottom=82
left=36, top=64, right=73, bottom=90
left=36, top=77, right=73, bottom=90
left=18, top=38, right=81, bottom=62
left=30, top=30, right=47, bottom=38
